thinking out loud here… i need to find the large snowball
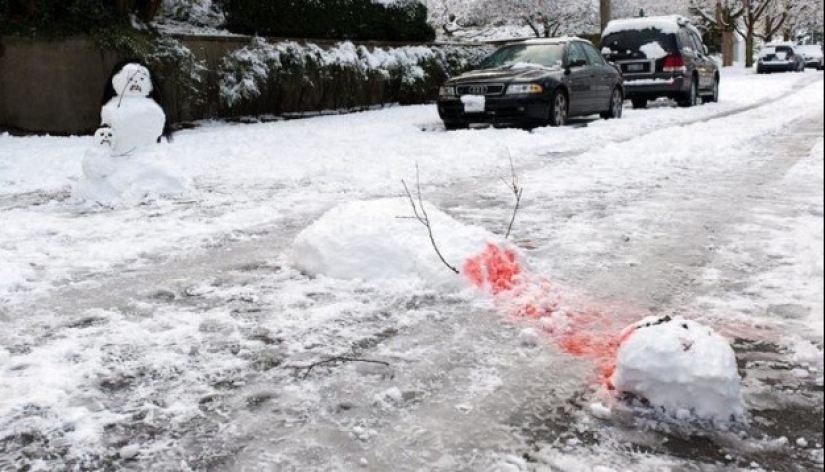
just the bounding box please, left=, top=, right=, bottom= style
left=101, top=97, right=165, bottom=155
left=611, top=316, right=743, bottom=422
left=75, top=148, right=189, bottom=207
left=289, top=198, right=504, bottom=289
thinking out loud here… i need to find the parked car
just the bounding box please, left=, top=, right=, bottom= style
left=796, top=44, right=824, bottom=70
left=436, top=37, right=624, bottom=130
left=601, top=15, right=719, bottom=109
left=756, top=43, right=806, bottom=73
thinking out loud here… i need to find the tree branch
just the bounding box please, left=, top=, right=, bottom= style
left=295, top=357, right=391, bottom=379
left=402, top=164, right=460, bottom=275
left=501, top=151, right=523, bottom=240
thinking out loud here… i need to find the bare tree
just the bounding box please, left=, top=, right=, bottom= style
left=474, top=0, right=597, bottom=37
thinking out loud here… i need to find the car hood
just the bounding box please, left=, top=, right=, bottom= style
left=447, top=66, right=564, bottom=85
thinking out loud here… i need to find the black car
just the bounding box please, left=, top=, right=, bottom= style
left=437, top=38, right=624, bottom=130
left=601, top=16, right=719, bottom=109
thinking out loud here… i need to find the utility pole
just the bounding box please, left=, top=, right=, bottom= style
left=600, top=0, right=611, bottom=32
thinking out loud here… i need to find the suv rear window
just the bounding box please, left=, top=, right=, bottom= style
left=602, top=30, right=677, bottom=61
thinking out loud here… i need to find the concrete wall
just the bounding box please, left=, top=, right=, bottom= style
left=0, top=36, right=120, bottom=135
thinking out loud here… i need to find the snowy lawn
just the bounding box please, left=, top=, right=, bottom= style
left=0, top=67, right=823, bottom=470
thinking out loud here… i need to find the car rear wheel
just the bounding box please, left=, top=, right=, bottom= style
left=548, top=90, right=569, bottom=127
left=678, top=78, right=699, bottom=107
left=444, top=122, right=469, bottom=131
left=631, top=98, right=648, bottom=109
left=600, top=88, right=623, bottom=120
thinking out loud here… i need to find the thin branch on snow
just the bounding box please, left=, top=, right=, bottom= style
left=402, top=164, right=461, bottom=275
left=295, top=357, right=391, bottom=379
left=501, top=150, right=524, bottom=240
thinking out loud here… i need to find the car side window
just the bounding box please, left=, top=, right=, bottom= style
left=678, top=30, right=694, bottom=54
left=690, top=32, right=706, bottom=55
left=582, top=43, right=606, bottom=66
left=567, top=43, right=589, bottom=66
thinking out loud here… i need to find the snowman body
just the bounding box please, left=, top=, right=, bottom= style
left=100, top=62, right=165, bottom=155
left=101, top=96, right=165, bottom=155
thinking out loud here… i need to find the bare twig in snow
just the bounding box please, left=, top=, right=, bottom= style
left=402, top=164, right=460, bottom=274
left=501, top=151, right=523, bottom=240
left=296, top=357, right=391, bottom=379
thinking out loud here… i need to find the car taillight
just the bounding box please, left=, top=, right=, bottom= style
left=663, top=55, right=686, bottom=72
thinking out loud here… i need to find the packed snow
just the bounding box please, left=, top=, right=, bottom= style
left=289, top=198, right=504, bottom=289
left=0, top=67, right=823, bottom=470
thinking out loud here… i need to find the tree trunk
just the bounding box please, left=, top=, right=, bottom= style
left=745, top=30, right=755, bottom=68
left=722, top=29, right=735, bottom=67
left=600, top=0, right=611, bottom=32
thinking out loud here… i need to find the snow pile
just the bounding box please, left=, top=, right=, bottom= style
left=611, top=315, right=744, bottom=422
left=602, top=16, right=692, bottom=36
left=75, top=148, right=190, bottom=207
left=289, top=198, right=505, bottom=289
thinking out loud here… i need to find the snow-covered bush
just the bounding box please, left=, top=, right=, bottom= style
left=146, top=37, right=208, bottom=122
left=218, top=37, right=492, bottom=114
left=157, top=0, right=225, bottom=28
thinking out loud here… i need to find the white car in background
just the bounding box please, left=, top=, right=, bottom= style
left=796, top=44, right=824, bottom=70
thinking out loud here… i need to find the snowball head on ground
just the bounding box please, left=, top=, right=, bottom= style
left=611, top=315, right=744, bottom=422
left=289, top=198, right=509, bottom=289
left=74, top=148, right=190, bottom=207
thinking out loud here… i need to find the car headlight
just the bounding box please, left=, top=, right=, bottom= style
left=439, top=86, right=456, bottom=97
left=506, top=83, right=544, bottom=95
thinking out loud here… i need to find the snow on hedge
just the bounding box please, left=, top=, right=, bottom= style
left=218, top=37, right=493, bottom=107
left=612, top=315, right=744, bottom=422
left=159, top=0, right=225, bottom=28
left=289, top=198, right=506, bottom=290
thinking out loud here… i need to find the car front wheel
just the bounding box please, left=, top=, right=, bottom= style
left=548, top=90, right=569, bottom=127
left=703, top=77, right=719, bottom=103
left=600, top=88, right=623, bottom=120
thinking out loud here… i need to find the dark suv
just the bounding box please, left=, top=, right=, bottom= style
left=601, top=16, right=719, bottom=108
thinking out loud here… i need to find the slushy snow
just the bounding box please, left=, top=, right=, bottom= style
left=289, top=198, right=505, bottom=289
left=611, top=316, right=744, bottom=422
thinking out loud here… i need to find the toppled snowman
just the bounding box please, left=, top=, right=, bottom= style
left=75, top=60, right=189, bottom=207
left=611, top=315, right=744, bottom=423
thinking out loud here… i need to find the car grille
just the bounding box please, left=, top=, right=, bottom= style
left=456, top=84, right=505, bottom=96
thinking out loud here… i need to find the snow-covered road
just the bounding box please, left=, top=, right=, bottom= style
left=1, top=68, right=823, bottom=471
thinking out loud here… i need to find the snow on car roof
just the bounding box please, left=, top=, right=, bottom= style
left=514, top=37, right=591, bottom=46
left=602, top=15, right=695, bottom=37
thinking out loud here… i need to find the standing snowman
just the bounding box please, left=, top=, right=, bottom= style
left=76, top=59, right=189, bottom=206
left=100, top=60, right=169, bottom=155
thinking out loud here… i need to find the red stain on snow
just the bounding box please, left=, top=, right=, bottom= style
left=464, top=243, right=642, bottom=387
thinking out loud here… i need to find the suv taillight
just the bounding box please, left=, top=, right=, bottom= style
left=663, top=55, right=686, bottom=72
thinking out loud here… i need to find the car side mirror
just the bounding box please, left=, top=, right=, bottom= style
left=568, top=59, right=587, bottom=69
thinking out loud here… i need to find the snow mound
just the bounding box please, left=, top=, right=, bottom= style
left=612, top=316, right=744, bottom=422
left=289, top=198, right=504, bottom=289
left=74, top=148, right=190, bottom=207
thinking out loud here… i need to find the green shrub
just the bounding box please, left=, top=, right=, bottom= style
left=223, top=0, right=435, bottom=42
left=0, top=0, right=119, bottom=37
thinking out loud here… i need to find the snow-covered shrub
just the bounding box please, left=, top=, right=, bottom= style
left=218, top=37, right=491, bottom=114
left=146, top=37, right=208, bottom=121
left=157, top=0, right=225, bottom=28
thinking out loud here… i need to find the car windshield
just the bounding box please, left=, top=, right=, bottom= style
left=601, top=29, right=677, bottom=60
left=478, top=44, right=565, bottom=69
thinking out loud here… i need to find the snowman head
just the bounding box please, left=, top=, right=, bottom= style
left=95, top=126, right=116, bottom=148
left=111, top=62, right=153, bottom=98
